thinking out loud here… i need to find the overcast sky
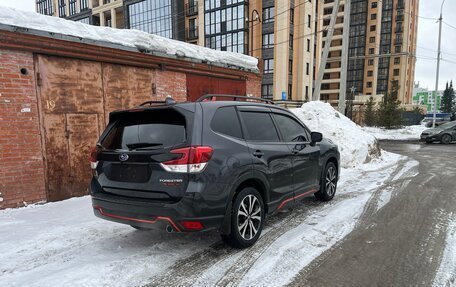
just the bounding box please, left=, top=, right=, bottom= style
left=2, top=0, right=455, bottom=91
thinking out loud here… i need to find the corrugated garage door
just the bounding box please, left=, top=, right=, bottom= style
left=35, top=55, right=155, bottom=201
left=186, top=74, right=246, bottom=102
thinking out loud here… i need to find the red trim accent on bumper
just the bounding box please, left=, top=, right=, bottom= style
left=93, top=205, right=182, bottom=232
left=277, top=188, right=318, bottom=210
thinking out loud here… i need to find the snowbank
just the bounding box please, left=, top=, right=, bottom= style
left=291, top=101, right=381, bottom=168
left=0, top=7, right=258, bottom=72
left=361, top=125, right=427, bottom=141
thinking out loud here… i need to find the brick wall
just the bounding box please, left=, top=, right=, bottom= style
left=154, top=70, right=187, bottom=102
left=0, top=49, right=46, bottom=208
left=246, top=74, right=262, bottom=99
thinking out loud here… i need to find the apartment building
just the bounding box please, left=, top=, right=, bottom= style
left=315, top=0, right=419, bottom=106
left=36, top=0, right=316, bottom=102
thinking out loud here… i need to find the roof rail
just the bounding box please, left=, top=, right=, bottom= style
left=139, top=96, right=176, bottom=106
left=196, top=94, right=275, bottom=105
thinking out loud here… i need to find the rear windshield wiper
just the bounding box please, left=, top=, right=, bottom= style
left=126, top=142, right=163, bottom=150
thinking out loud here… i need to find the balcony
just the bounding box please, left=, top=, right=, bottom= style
left=186, top=27, right=198, bottom=41
left=186, top=1, right=198, bottom=16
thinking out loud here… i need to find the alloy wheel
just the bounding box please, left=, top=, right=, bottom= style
left=326, top=166, right=337, bottom=197
left=237, top=194, right=262, bottom=241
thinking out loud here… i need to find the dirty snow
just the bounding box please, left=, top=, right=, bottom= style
left=362, top=125, right=427, bottom=141
left=0, top=7, right=258, bottom=72
left=433, top=213, right=456, bottom=287
left=291, top=101, right=381, bottom=168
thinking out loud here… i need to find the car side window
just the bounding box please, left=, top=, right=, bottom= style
left=211, top=106, right=243, bottom=139
left=240, top=111, right=280, bottom=142
left=273, top=113, right=309, bottom=142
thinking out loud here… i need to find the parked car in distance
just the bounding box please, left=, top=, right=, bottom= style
left=89, top=95, right=340, bottom=248
left=420, top=121, right=456, bottom=144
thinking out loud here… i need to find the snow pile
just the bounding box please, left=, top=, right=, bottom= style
left=0, top=7, right=258, bottom=72
left=361, top=125, right=427, bottom=141
left=291, top=101, right=381, bottom=168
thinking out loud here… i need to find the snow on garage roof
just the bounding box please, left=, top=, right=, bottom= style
left=0, top=7, right=259, bottom=72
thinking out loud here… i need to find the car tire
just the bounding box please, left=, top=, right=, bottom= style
left=315, top=162, right=338, bottom=202
left=221, top=187, right=264, bottom=249
left=441, top=134, right=452, bottom=144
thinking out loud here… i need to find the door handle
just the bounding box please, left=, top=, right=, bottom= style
left=253, top=150, right=264, bottom=158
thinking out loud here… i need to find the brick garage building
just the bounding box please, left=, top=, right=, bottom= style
left=0, top=16, right=261, bottom=209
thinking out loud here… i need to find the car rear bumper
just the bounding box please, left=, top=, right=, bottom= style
left=90, top=179, right=224, bottom=232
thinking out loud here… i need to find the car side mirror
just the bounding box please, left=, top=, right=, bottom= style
left=311, top=132, right=323, bottom=143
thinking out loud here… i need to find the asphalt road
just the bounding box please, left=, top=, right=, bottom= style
left=288, top=142, right=456, bottom=287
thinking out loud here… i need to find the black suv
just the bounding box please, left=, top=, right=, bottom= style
left=90, top=95, right=340, bottom=248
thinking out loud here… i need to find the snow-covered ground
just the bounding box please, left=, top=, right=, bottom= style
left=433, top=213, right=456, bottom=287
left=361, top=125, right=427, bottom=141
left=0, top=101, right=415, bottom=286
left=0, top=152, right=406, bottom=287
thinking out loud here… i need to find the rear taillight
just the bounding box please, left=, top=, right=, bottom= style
left=160, top=146, right=213, bottom=173
left=89, top=146, right=100, bottom=170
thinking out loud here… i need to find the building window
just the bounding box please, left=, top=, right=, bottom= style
left=369, top=48, right=375, bottom=54
left=307, top=39, right=311, bottom=52
left=394, top=57, right=401, bottom=64
left=58, top=0, right=66, bottom=17
left=367, top=70, right=373, bottom=77
left=290, top=9, right=294, bottom=25
left=69, top=0, right=77, bottom=16
left=204, top=1, right=247, bottom=54
left=394, top=69, right=400, bottom=76
left=289, top=34, right=293, bottom=49
left=288, top=84, right=292, bottom=100
left=307, top=14, right=311, bottom=28
left=371, top=13, right=377, bottom=20
left=36, top=0, right=53, bottom=15
left=77, top=17, right=90, bottom=24
left=262, top=84, right=273, bottom=100
left=368, top=59, right=374, bottom=66
left=370, top=37, right=375, bottom=43
left=263, top=33, right=274, bottom=48
left=367, top=82, right=373, bottom=88
left=395, top=45, right=402, bottom=53
left=129, top=0, right=173, bottom=39
left=263, top=7, right=274, bottom=24
left=80, top=0, right=89, bottom=12
left=264, top=59, right=274, bottom=74
left=371, top=2, right=377, bottom=8
left=370, top=25, right=376, bottom=31
left=306, top=62, right=310, bottom=75
left=305, top=86, right=309, bottom=100
left=289, top=60, right=293, bottom=75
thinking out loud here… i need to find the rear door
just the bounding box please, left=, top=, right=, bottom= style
left=272, top=111, right=320, bottom=197
left=96, top=107, right=192, bottom=201
left=237, top=107, right=294, bottom=205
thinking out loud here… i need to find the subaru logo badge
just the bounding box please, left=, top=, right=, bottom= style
left=119, top=154, right=129, bottom=162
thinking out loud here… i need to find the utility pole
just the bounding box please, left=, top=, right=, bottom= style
left=433, top=0, right=445, bottom=128
left=313, top=0, right=340, bottom=101
left=339, top=0, right=351, bottom=114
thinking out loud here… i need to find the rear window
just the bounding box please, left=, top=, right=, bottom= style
left=240, top=111, right=279, bottom=142
left=102, top=109, right=186, bottom=150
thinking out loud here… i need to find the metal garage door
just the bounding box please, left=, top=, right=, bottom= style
left=35, top=55, right=155, bottom=201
